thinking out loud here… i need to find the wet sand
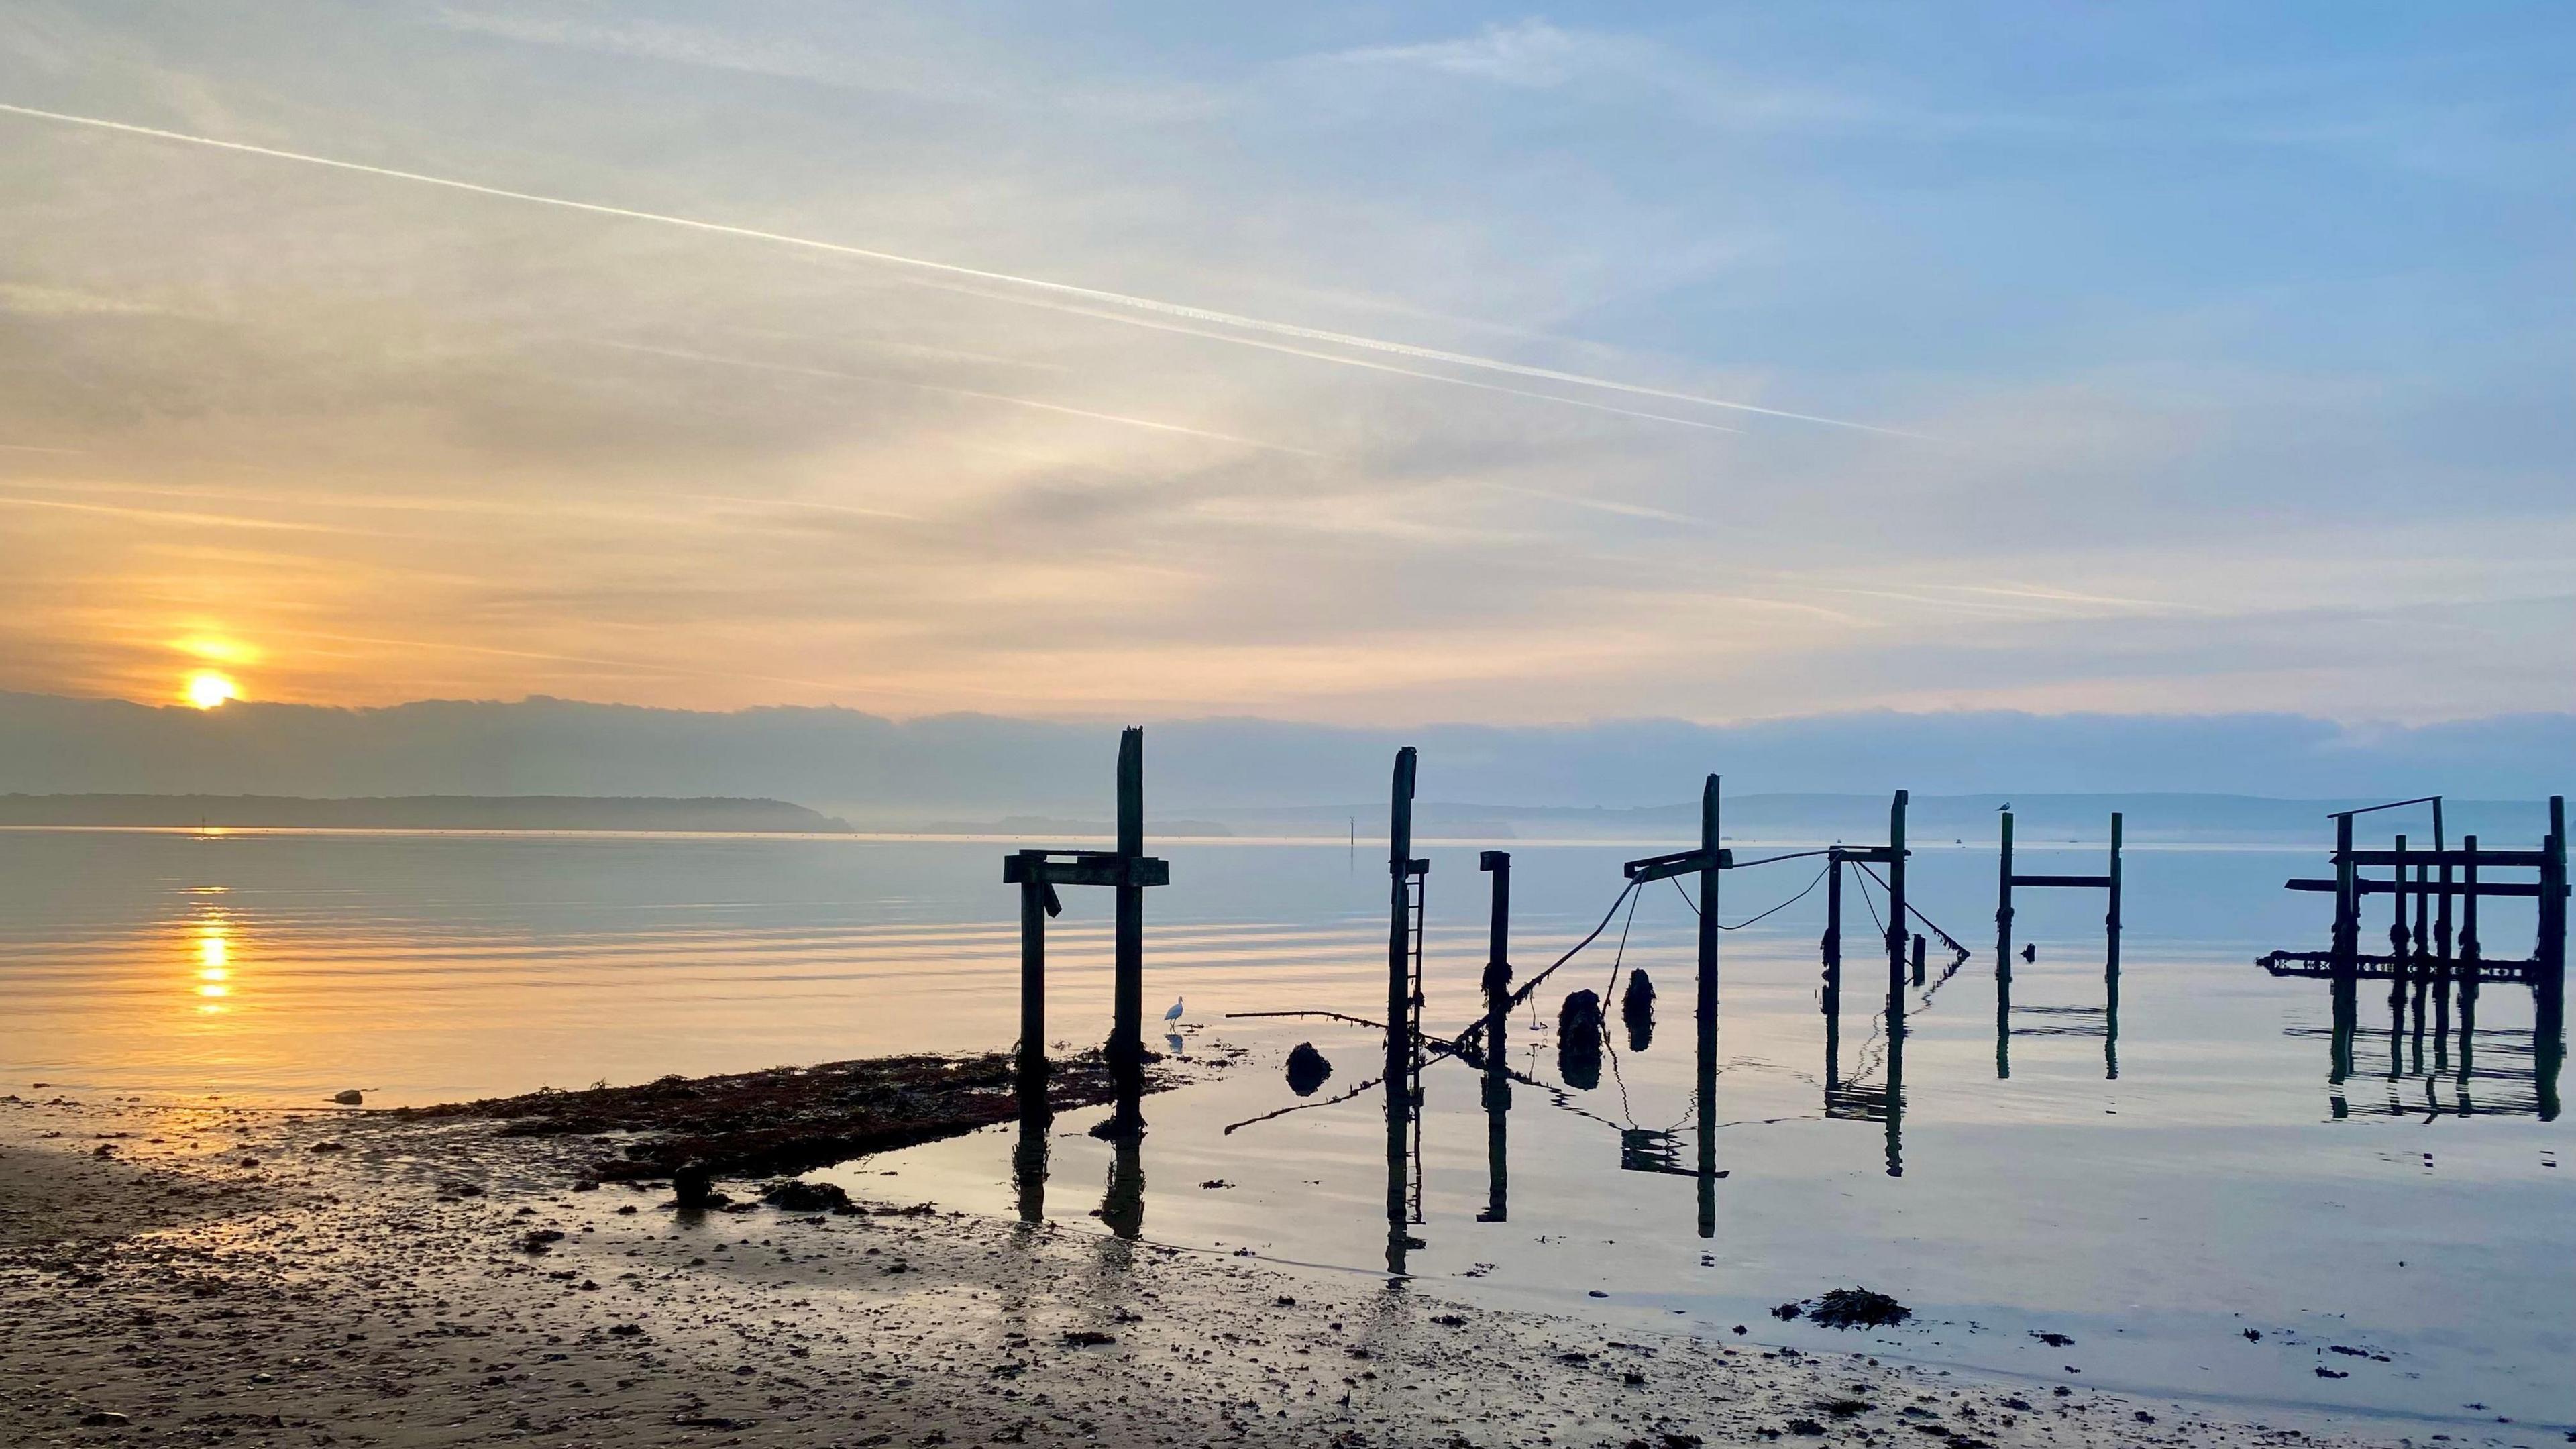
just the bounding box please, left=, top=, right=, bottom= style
left=1, top=1086, right=2430, bottom=1449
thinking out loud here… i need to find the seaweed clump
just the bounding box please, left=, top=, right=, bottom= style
left=1803, top=1287, right=1911, bottom=1330
left=393, top=1049, right=1177, bottom=1181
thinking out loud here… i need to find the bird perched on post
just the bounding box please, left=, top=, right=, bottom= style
left=1998, top=802, right=2011, bottom=812
left=1163, top=996, right=1185, bottom=1024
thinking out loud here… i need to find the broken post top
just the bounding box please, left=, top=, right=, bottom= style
left=1389, top=745, right=1423, bottom=878
left=1116, top=726, right=1143, bottom=857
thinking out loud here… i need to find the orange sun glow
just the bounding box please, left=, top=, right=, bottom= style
left=184, top=671, right=239, bottom=709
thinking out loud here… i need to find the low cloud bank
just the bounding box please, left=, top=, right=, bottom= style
left=1, top=692, right=2565, bottom=820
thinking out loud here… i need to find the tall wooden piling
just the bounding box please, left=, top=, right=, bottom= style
left=2390, top=835, right=2411, bottom=1014
left=1385, top=747, right=1418, bottom=1273
left=2460, top=834, right=2482, bottom=1006
left=1479, top=849, right=1513, bottom=1224
left=1996, top=811, right=2016, bottom=980
left=1823, top=853, right=1844, bottom=1087
left=2540, top=797, right=2567, bottom=1122
left=2434, top=798, right=2454, bottom=962
left=1884, top=788, right=1908, bottom=1179
left=1108, top=727, right=1148, bottom=1130
left=1697, top=775, right=1721, bottom=1240
left=1888, top=790, right=1909, bottom=980
left=1911, top=932, right=1927, bottom=988
left=2106, top=811, right=2125, bottom=972
left=1017, top=849, right=1050, bottom=1102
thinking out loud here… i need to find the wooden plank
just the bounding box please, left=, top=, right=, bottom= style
left=1625, top=846, right=1733, bottom=883
left=1004, top=854, right=1169, bottom=888
left=2286, top=877, right=2551, bottom=898
left=2012, top=873, right=2112, bottom=889
left=2345, top=848, right=2544, bottom=867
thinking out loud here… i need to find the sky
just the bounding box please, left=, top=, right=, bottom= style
left=1, top=2, right=2569, bottom=727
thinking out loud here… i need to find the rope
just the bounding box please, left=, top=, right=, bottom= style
left=1850, top=861, right=1972, bottom=960
left=1456, top=877, right=1641, bottom=1050
left=1668, top=861, right=1832, bottom=930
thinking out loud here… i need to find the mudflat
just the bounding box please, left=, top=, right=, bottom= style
left=1, top=1081, right=2416, bottom=1449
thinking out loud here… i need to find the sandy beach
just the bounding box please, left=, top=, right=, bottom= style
left=1, top=1077, right=2451, bottom=1449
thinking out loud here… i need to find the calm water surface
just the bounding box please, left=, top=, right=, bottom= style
left=1, top=828, right=2567, bottom=1436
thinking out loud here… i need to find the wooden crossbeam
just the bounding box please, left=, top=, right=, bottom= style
left=2286, top=877, right=2558, bottom=899
left=2259, top=950, right=2541, bottom=983
left=2342, top=848, right=2546, bottom=867
left=2011, top=873, right=2112, bottom=890
left=1002, top=851, right=1170, bottom=890
left=1623, top=845, right=1733, bottom=883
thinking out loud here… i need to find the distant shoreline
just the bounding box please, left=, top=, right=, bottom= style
left=0, top=792, right=852, bottom=834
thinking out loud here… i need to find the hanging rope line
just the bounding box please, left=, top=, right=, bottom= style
left=1666, top=859, right=1832, bottom=930
left=1454, top=877, right=1641, bottom=1051
left=1850, top=861, right=1973, bottom=960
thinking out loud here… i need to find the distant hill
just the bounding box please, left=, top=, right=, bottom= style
left=0, top=794, right=853, bottom=833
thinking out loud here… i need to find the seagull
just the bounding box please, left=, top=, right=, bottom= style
left=1997, top=802, right=2011, bottom=812
left=1163, top=996, right=1185, bottom=1024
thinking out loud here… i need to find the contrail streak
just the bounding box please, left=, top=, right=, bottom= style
left=590, top=339, right=1322, bottom=457
left=0, top=101, right=1909, bottom=437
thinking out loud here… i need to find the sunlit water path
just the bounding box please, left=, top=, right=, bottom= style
left=1, top=828, right=2567, bottom=1436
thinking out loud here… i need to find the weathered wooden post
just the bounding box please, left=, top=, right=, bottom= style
left=1017, top=849, right=1053, bottom=1102
left=1108, top=727, right=1147, bottom=1131
left=1478, top=850, right=1511, bottom=1224
left=2390, top=835, right=2412, bottom=1014
left=2332, top=810, right=2358, bottom=976
left=2460, top=833, right=2482, bottom=1008
left=2106, top=811, right=2125, bottom=973
left=1888, top=790, right=1910, bottom=981
left=1883, top=788, right=1908, bottom=1179
left=1697, top=775, right=1721, bottom=1238
left=2433, top=798, right=2453, bottom=963
left=1911, top=932, right=1927, bottom=988
left=1825, top=851, right=1845, bottom=1088
left=1823, top=850, right=1844, bottom=1038
left=2539, top=798, right=2567, bottom=1122
left=1385, top=747, right=1420, bottom=1273
left=1996, top=810, right=2016, bottom=981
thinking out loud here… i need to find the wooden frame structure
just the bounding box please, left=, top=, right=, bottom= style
left=1001, top=727, right=1170, bottom=1128
left=1995, top=810, right=2124, bottom=977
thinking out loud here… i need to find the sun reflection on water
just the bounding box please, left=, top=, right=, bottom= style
left=193, top=919, right=233, bottom=1013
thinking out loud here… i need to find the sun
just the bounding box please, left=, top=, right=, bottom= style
left=184, top=671, right=239, bottom=709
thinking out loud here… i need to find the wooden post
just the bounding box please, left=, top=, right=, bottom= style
left=1823, top=853, right=1843, bottom=1086
left=2390, top=835, right=2410, bottom=1014
left=2106, top=812, right=2124, bottom=973
left=2460, top=833, right=2481, bottom=1006
left=1996, top=811, right=2015, bottom=982
left=2433, top=798, right=2453, bottom=963
left=2332, top=812, right=2357, bottom=977
left=1911, top=932, right=1926, bottom=988
left=1994, top=946, right=2012, bottom=1081
left=1697, top=774, right=1721, bottom=1240
left=1385, top=747, right=1417, bottom=1273
left=1018, top=849, right=1049, bottom=1105
left=1108, top=727, right=1147, bottom=1131
left=2544, top=796, right=2567, bottom=979
left=2540, top=797, right=2566, bottom=1122
left=1888, top=790, right=1909, bottom=975
left=1480, top=849, right=1512, bottom=1095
